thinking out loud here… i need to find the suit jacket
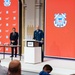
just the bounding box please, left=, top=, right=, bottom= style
left=10, top=32, right=18, bottom=45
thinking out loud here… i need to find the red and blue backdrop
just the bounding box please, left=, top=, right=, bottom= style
left=0, top=0, right=19, bottom=53
left=45, top=0, right=75, bottom=58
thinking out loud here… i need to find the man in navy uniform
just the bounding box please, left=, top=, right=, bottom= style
left=10, top=28, right=18, bottom=57
left=33, top=25, right=44, bottom=62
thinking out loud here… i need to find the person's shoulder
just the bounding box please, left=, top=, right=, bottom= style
left=39, top=30, right=44, bottom=33
left=39, top=71, right=43, bottom=75
left=39, top=71, right=43, bottom=73
left=15, top=32, right=18, bottom=34
left=34, top=30, right=37, bottom=32
left=39, top=29, right=43, bottom=32
left=10, top=32, right=12, bottom=34
left=39, top=71, right=50, bottom=75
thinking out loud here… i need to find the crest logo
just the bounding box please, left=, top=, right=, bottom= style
left=54, top=13, right=67, bottom=27
left=4, top=0, right=11, bottom=6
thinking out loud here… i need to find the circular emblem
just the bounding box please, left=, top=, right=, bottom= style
left=54, top=13, right=67, bottom=27
left=4, top=0, right=11, bottom=7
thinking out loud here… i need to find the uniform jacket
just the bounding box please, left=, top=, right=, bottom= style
left=33, top=29, right=44, bottom=41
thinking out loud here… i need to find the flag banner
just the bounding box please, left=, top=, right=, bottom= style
left=0, top=0, right=19, bottom=53
left=45, top=0, right=75, bottom=58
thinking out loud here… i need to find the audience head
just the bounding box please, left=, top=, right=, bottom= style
left=8, top=60, right=21, bottom=75
left=43, top=64, right=53, bottom=73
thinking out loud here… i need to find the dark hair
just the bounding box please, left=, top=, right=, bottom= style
left=43, top=64, right=53, bottom=71
left=8, top=63, right=21, bottom=74
left=12, top=27, right=16, bottom=30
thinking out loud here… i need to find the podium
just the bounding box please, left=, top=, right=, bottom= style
left=24, top=39, right=41, bottom=63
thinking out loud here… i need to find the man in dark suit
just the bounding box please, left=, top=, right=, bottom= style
left=33, top=25, right=44, bottom=62
left=10, top=28, right=18, bottom=57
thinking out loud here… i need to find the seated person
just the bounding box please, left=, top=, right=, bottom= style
left=8, top=60, right=21, bottom=75
left=39, top=64, right=53, bottom=75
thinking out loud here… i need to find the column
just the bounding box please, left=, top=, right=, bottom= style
left=35, top=0, right=41, bottom=28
